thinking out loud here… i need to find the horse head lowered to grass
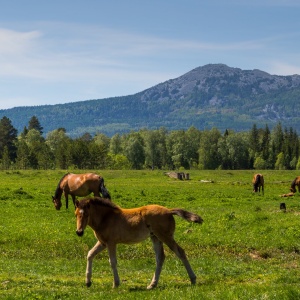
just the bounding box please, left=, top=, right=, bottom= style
left=52, top=173, right=111, bottom=210
left=75, top=197, right=203, bottom=289
left=252, top=173, right=264, bottom=194
left=290, top=176, right=300, bottom=193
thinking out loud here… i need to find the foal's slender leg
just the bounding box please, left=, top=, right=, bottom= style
left=162, top=237, right=196, bottom=285
left=107, top=244, right=120, bottom=288
left=147, top=234, right=165, bottom=290
left=86, top=241, right=106, bottom=287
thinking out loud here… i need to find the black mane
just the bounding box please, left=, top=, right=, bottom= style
left=54, top=173, right=70, bottom=198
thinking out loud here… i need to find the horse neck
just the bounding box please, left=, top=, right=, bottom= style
left=88, top=202, right=117, bottom=230
left=55, top=176, right=68, bottom=199
left=54, top=186, right=63, bottom=199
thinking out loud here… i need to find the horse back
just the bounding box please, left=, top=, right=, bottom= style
left=65, top=173, right=100, bottom=194
left=92, top=206, right=153, bottom=244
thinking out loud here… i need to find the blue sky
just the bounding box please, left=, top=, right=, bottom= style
left=0, top=0, right=299, bottom=109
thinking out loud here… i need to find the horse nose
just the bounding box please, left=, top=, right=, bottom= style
left=76, top=230, right=84, bottom=237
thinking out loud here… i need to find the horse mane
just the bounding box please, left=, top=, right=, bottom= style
left=79, top=197, right=120, bottom=210
left=54, top=173, right=70, bottom=198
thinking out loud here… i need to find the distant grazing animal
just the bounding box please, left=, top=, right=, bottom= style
left=75, top=197, right=203, bottom=289
left=52, top=173, right=111, bottom=210
left=290, top=176, right=300, bottom=193
left=252, top=173, right=264, bottom=194
left=280, top=192, right=294, bottom=197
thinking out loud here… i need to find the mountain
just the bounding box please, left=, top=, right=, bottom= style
left=1, top=64, right=300, bottom=137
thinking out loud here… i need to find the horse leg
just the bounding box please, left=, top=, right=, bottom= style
left=71, top=195, right=76, bottom=208
left=86, top=241, right=106, bottom=287
left=161, top=236, right=196, bottom=285
left=64, top=193, right=69, bottom=209
left=107, top=244, right=120, bottom=288
left=147, top=234, right=165, bottom=289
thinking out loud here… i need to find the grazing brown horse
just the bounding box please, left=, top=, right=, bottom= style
left=75, top=197, right=203, bottom=289
left=290, top=176, right=300, bottom=193
left=252, top=173, right=264, bottom=194
left=52, top=173, right=111, bottom=210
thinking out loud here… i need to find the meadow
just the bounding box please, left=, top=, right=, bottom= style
left=1, top=169, right=300, bottom=299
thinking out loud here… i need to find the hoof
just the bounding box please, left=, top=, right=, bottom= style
left=86, top=281, right=92, bottom=287
left=191, top=276, right=196, bottom=285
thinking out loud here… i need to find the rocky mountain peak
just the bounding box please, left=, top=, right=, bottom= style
left=140, top=64, right=300, bottom=103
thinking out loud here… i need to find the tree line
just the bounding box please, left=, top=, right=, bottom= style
left=0, top=115, right=299, bottom=170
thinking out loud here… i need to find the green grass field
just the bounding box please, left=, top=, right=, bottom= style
left=1, top=170, right=300, bottom=299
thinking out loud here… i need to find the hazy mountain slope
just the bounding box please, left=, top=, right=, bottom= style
left=1, top=64, right=300, bottom=137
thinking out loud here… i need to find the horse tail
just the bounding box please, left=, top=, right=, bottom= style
left=99, top=177, right=111, bottom=200
left=171, top=209, right=203, bottom=224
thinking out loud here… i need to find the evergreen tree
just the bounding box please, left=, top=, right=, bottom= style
left=261, top=124, right=271, bottom=162
left=248, top=123, right=260, bottom=168
left=0, top=116, right=18, bottom=161
left=28, top=116, right=43, bottom=135
left=218, top=135, right=231, bottom=169
left=272, top=122, right=284, bottom=156
left=249, top=123, right=260, bottom=153
left=20, top=126, right=29, bottom=139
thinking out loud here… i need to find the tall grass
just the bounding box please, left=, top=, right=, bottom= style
left=1, top=170, right=300, bottom=299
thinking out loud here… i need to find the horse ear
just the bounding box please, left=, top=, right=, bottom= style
left=75, top=200, right=80, bottom=207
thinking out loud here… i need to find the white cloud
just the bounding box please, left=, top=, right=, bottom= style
left=267, top=62, right=300, bottom=76
left=0, top=21, right=299, bottom=110
left=0, top=23, right=268, bottom=83
left=0, top=28, right=41, bottom=55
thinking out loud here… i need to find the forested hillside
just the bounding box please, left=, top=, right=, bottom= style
left=0, top=115, right=299, bottom=171
left=0, top=64, right=300, bottom=137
